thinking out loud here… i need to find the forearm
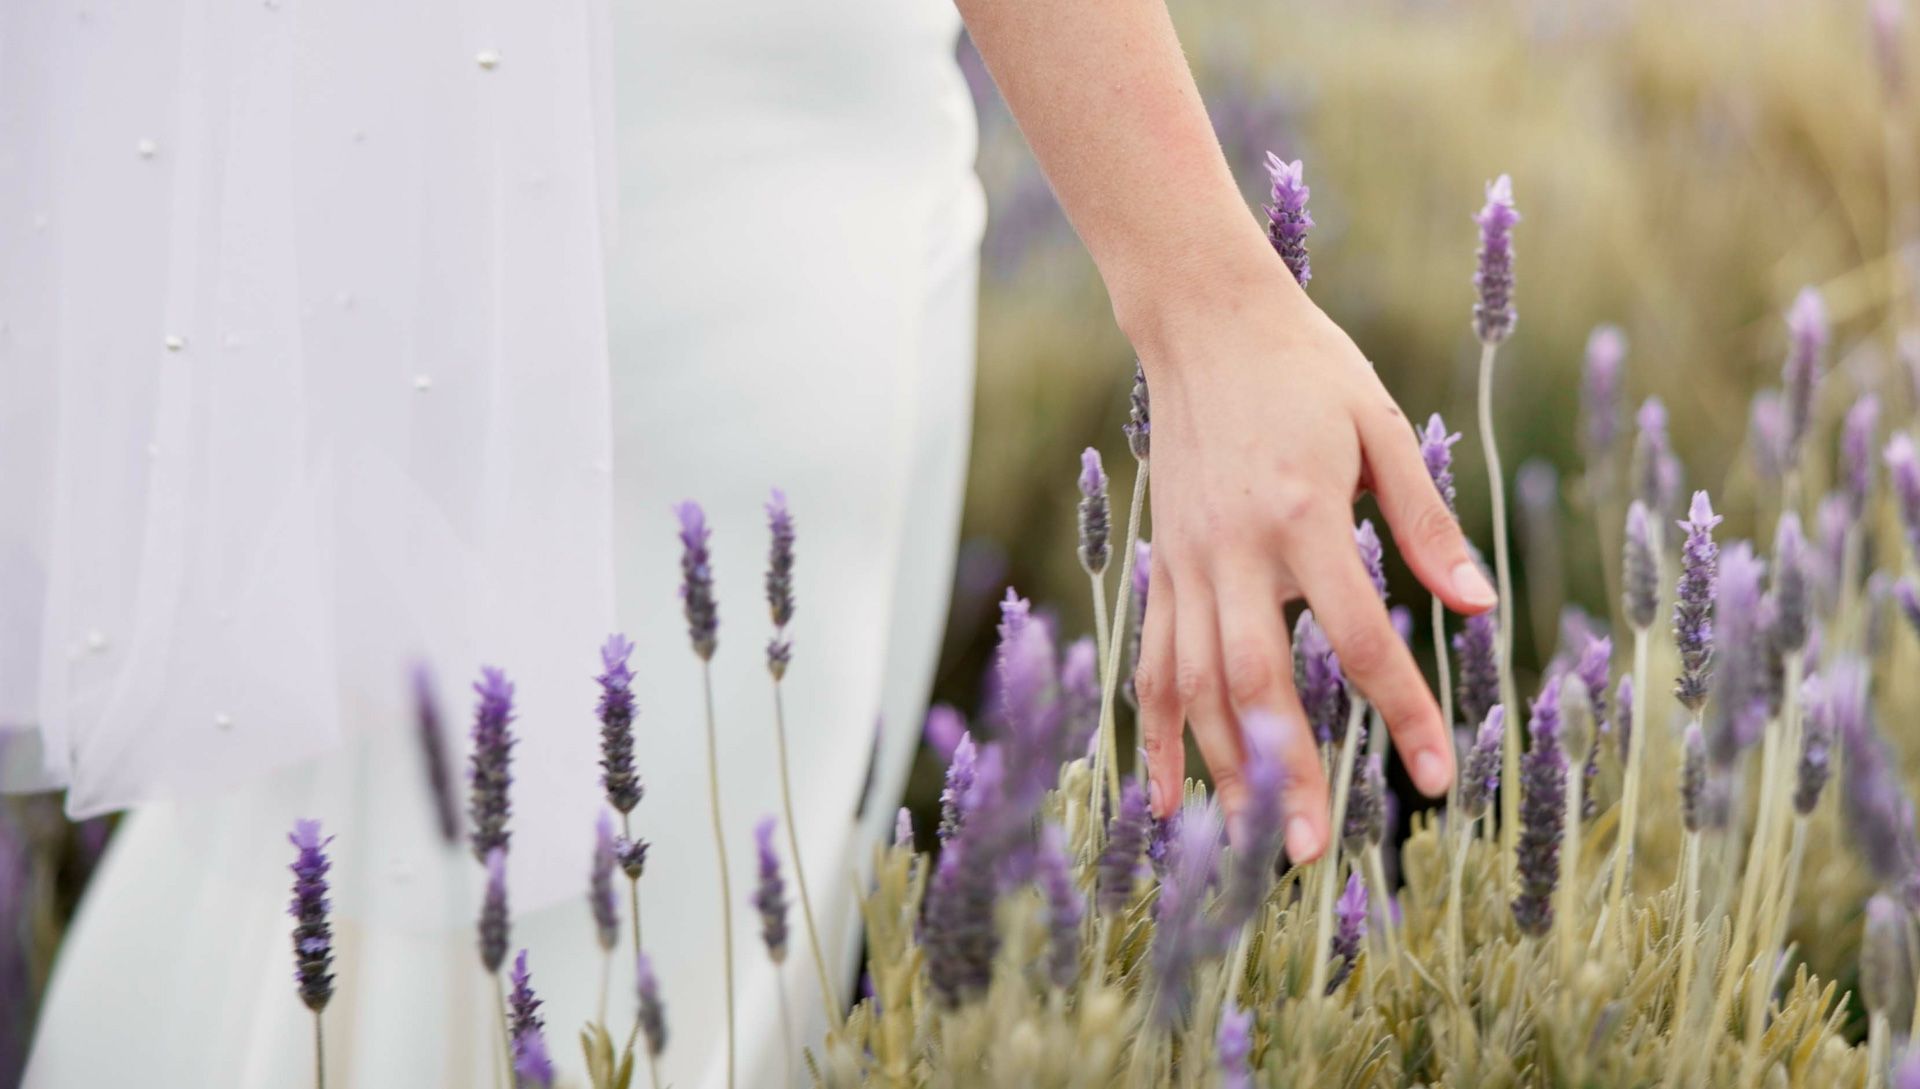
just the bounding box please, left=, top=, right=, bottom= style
left=955, top=0, right=1302, bottom=347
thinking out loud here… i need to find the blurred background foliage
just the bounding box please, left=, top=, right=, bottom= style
left=5, top=0, right=1919, bottom=1081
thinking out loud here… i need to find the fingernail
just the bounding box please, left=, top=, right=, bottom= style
left=1285, top=816, right=1320, bottom=862
left=1451, top=561, right=1498, bottom=609
left=1413, top=748, right=1452, bottom=797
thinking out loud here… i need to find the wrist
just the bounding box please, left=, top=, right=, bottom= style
left=1109, top=231, right=1312, bottom=373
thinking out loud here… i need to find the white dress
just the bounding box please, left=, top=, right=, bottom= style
left=2, top=0, right=982, bottom=1085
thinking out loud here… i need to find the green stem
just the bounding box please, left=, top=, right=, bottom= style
left=496, top=973, right=514, bottom=1089
left=314, top=1011, right=326, bottom=1089
left=1364, top=843, right=1405, bottom=992
left=772, top=679, right=840, bottom=1019
left=1559, top=749, right=1585, bottom=979
left=1477, top=341, right=1521, bottom=883
left=1432, top=597, right=1456, bottom=807
left=702, top=663, right=738, bottom=1089
left=1095, top=459, right=1150, bottom=819
left=1606, top=626, right=1651, bottom=938
left=1307, top=699, right=1367, bottom=1004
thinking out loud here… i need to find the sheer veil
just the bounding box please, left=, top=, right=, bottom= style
left=0, top=0, right=618, bottom=871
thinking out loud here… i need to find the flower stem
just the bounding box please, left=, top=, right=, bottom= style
left=598, top=949, right=611, bottom=1029
left=1364, top=843, right=1405, bottom=992
left=1606, top=625, right=1651, bottom=938
left=314, top=1011, right=325, bottom=1089
left=1432, top=597, right=1455, bottom=801
left=1307, top=699, right=1367, bottom=1004
left=621, top=811, right=644, bottom=966
left=496, top=973, right=514, bottom=1089
left=772, top=678, right=840, bottom=1019
left=1675, top=829, right=1701, bottom=1029
left=1477, top=341, right=1521, bottom=884
left=701, top=663, right=738, bottom=1089
left=1096, top=459, right=1150, bottom=818
left=778, top=974, right=796, bottom=1089
left=1558, top=751, right=1585, bottom=978
left=1446, top=817, right=1473, bottom=1004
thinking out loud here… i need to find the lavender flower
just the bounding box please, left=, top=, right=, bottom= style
left=1035, top=825, right=1081, bottom=988
left=925, top=835, right=1000, bottom=1006
left=1123, top=539, right=1153, bottom=710
left=469, top=667, right=517, bottom=862
left=636, top=951, right=668, bottom=1057
left=1622, top=501, right=1659, bottom=631
left=596, top=635, right=641, bottom=814
left=1771, top=512, right=1812, bottom=654
left=288, top=819, right=335, bottom=1013
left=1898, top=1048, right=1920, bottom=1089
left=765, top=489, right=795, bottom=677
left=1076, top=448, right=1112, bottom=577
left=1680, top=722, right=1710, bottom=833
left=1844, top=394, right=1882, bottom=521
left=1472, top=174, right=1519, bottom=344
left=1840, top=692, right=1920, bottom=899
left=1125, top=362, right=1151, bottom=461
left=1574, top=635, right=1611, bottom=819
left=1632, top=398, right=1681, bottom=519
left=411, top=665, right=460, bottom=845
left=751, top=816, right=789, bottom=964
left=1421, top=414, right=1461, bottom=516
left=590, top=812, right=619, bottom=953
left=1356, top=520, right=1388, bottom=600
left=1512, top=684, right=1566, bottom=938
left=1673, top=492, right=1722, bottom=712
left=1264, top=154, right=1313, bottom=286
left=508, top=948, right=545, bottom=1043
left=1706, top=543, right=1770, bottom=768
left=1061, top=636, right=1100, bottom=754
left=1750, top=391, right=1790, bottom=485
left=1581, top=325, right=1627, bottom=473
left=895, top=807, right=914, bottom=849
left=1343, top=753, right=1385, bottom=855
left=924, top=705, right=968, bottom=763
left=616, top=836, right=649, bottom=881
left=1862, top=894, right=1917, bottom=1031
left=1098, top=779, right=1151, bottom=916
left=1454, top=610, right=1500, bottom=733
left=1327, top=872, right=1369, bottom=992
left=1899, top=577, right=1920, bottom=638
left=1390, top=605, right=1414, bottom=645
left=1613, top=673, right=1634, bottom=766
left=1795, top=670, right=1838, bottom=816
left=513, top=1032, right=555, bottom=1089
left=1294, top=610, right=1350, bottom=745
left=1782, top=287, right=1828, bottom=463
left=1889, top=432, right=1920, bottom=556
left=1221, top=712, right=1288, bottom=930
left=938, top=732, right=977, bottom=844
left=479, top=847, right=509, bottom=975
left=1150, top=803, right=1224, bottom=1024
left=674, top=500, right=718, bottom=660
left=1218, top=1001, right=1254, bottom=1089
left=1459, top=706, right=1505, bottom=820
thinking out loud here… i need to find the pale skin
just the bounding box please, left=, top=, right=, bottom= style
left=957, top=0, right=1498, bottom=861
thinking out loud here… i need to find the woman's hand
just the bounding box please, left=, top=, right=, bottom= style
left=1123, top=254, right=1497, bottom=861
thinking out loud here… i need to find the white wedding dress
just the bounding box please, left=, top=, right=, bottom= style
left=0, top=0, right=982, bottom=1085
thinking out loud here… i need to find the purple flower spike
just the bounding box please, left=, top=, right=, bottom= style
left=1327, top=871, right=1369, bottom=993
left=1782, top=287, right=1828, bottom=462
left=479, top=847, right=510, bottom=975
left=1622, top=501, right=1659, bottom=631
left=673, top=500, right=718, bottom=661
left=1844, top=395, right=1882, bottom=522
left=894, top=807, right=914, bottom=849
left=1795, top=667, right=1841, bottom=816
left=636, top=951, right=669, bottom=1057
left=1472, top=174, right=1519, bottom=344
left=765, top=490, right=795, bottom=677
left=1264, top=154, right=1313, bottom=287
left=1613, top=673, right=1634, bottom=766
left=1062, top=636, right=1100, bottom=754
left=925, top=835, right=1001, bottom=1006
left=1582, top=325, right=1627, bottom=470
left=751, top=816, right=789, bottom=964
left=1680, top=722, right=1711, bottom=833
left=1890, top=432, right=1920, bottom=557
left=1840, top=693, right=1920, bottom=900
left=1454, top=609, right=1500, bottom=733
left=1421, top=414, right=1462, bottom=517
left=1124, top=539, right=1153, bottom=710
left=288, top=819, right=335, bottom=1013
left=1706, top=543, right=1770, bottom=768
left=938, top=732, right=977, bottom=844
left=1673, top=492, right=1722, bottom=712
left=468, top=667, right=517, bottom=862
left=1125, top=363, right=1151, bottom=461
left=1035, top=825, right=1081, bottom=988
left=1390, top=605, right=1414, bottom=646
left=508, top=948, right=546, bottom=1044
left=411, top=664, right=461, bottom=846
left=615, top=835, right=649, bottom=881
left=1772, top=512, right=1812, bottom=654
left=513, top=1031, right=555, bottom=1089
left=1222, top=712, right=1289, bottom=930
left=1098, top=779, right=1152, bottom=916
left=1632, top=398, right=1681, bottom=519
left=1151, top=803, right=1224, bottom=1024
left=1459, top=705, right=1505, bottom=819
left=1356, top=520, right=1388, bottom=601
left=508, top=954, right=555, bottom=1089
left=1218, top=1000, right=1254, bottom=1089
left=924, top=704, right=968, bottom=764
left=1344, top=753, right=1386, bottom=853
left=1863, top=894, right=1917, bottom=1029
left=597, top=635, right=642, bottom=814
left=1294, top=611, right=1350, bottom=746
left=1078, top=448, right=1112, bottom=576
left=590, top=812, right=619, bottom=953
left=1750, top=391, right=1790, bottom=485
left=1512, top=684, right=1566, bottom=938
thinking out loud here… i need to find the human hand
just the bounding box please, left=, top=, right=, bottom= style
left=1124, top=256, right=1497, bottom=862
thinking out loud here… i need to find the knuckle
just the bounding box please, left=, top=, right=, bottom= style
left=1173, top=659, right=1215, bottom=707
left=1269, top=481, right=1318, bottom=536
left=1335, top=622, right=1394, bottom=679
left=1221, top=644, right=1278, bottom=708
left=1133, top=664, right=1171, bottom=710
left=1412, top=497, right=1461, bottom=551
left=1209, top=764, right=1246, bottom=802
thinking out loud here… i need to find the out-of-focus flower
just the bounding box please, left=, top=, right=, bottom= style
left=1622, top=501, right=1658, bottom=631
left=480, top=847, right=510, bottom=975
left=1151, top=803, right=1224, bottom=1024
left=1581, top=325, right=1626, bottom=476
left=1844, top=395, right=1882, bottom=521
left=1218, top=1000, right=1254, bottom=1089
left=1472, top=175, right=1519, bottom=344
left=1632, top=398, right=1681, bottom=519
left=411, top=664, right=460, bottom=845
left=1782, top=287, right=1828, bottom=463
left=1673, top=492, right=1722, bottom=712
left=765, top=490, right=796, bottom=677
left=1125, top=363, right=1151, bottom=461
left=1327, top=872, right=1369, bottom=992
left=1294, top=611, right=1350, bottom=746
left=637, top=951, right=669, bottom=1057
left=752, top=816, right=789, bottom=964
left=1454, top=610, right=1500, bottom=733
left=674, top=501, right=719, bottom=661
left=590, top=812, right=619, bottom=953
left=1356, top=520, right=1388, bottom=601
left=469, top=667, right=517, bottom=862
left=1459, top=706, right=1505, bottom=820
left=1035, top=824, right=1081, bottom=988
left=1077, top=448, right=1112, bottom=577
left=1098, top=779, right=1151, bottom=916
